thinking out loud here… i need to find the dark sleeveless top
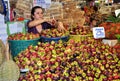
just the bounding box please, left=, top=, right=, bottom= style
left=27, top=21, right=54, bottom=34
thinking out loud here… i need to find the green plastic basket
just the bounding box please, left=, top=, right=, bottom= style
left=70, top=35, right=93, bottom=42
left=8, top=38, right=40, bottom=57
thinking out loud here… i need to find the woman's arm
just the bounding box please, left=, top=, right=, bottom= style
left=28, top=19, right=45, bottom=28
left=28, top=18, right=54, bottom=28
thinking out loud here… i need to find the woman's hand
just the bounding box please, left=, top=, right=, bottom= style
left=44, top=18, right=60, bottom=27
left=57, top=22, right=66, bottom=31
left=44, top=18, right=66, bottom=31
left=43, top=18, right=53, bottom=23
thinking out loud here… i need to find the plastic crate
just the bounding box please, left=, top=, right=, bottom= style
left=8, top=38, right=40, bottom=57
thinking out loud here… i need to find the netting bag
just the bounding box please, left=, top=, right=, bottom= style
left=0, top=43, right=20, bottom=81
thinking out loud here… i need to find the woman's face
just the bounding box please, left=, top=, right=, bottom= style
left=33, top=8, right=43, bottom=20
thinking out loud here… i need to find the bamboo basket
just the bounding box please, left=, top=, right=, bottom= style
left=0, top=43, right=20, bottom=81
left=0, top=39, right=5, bottom=50
left=0, top=48, right=4, bottom=66
left=0, top=39, right=5, bottom=65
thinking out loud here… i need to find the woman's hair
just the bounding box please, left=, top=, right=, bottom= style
left=31, top=6, right=44, bottom=20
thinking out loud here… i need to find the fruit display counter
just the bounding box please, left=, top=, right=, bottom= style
left=14, top=37, right=120, bottom=81
left=1, top=10, right=119, bottom=81
left=1, top=0, right=120, bottom=81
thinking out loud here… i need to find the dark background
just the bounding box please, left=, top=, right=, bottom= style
left=114, top=0, right=120, bottom=3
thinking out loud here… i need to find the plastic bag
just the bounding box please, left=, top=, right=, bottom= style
left=0, top=0, right=6, bottom=15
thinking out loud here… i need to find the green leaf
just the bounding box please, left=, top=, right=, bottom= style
left=107, top=15, right=120, bottom=23
left=115, top=34, right=120, bottom=39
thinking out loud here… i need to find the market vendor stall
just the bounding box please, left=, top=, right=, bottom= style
left=0, top=0, right=120, bottom=81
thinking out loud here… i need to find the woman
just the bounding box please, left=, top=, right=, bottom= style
left=27, top=6, right=65, bottom=34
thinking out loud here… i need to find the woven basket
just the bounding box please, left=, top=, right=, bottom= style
left=0, top=40, right=5, bottom=65
left=0, top=40, right=5, bottom=50
left=8, top=38, right=40, bottom=57
left=0, top=48, right=4, bottom=66
left=0, top=60, right=20, bottom=81
left=0, top=43, right=20, bottom=81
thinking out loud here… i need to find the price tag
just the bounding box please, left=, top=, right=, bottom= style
left=115, top=9, right=120, bottom=17
left=92, top=27, right=105, bottom=39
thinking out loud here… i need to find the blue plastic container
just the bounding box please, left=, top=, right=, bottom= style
left=40, top=36, right=69, bottom=43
